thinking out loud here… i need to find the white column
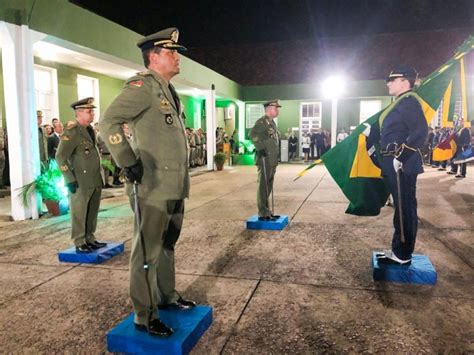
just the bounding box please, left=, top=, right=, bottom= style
left=0, top=23, right=41, bottom=220
left=330, top=98, right=338, bottom=148
left=205, top=85, right=216, bottom=171
left=236, top=100, right=245, bottom=144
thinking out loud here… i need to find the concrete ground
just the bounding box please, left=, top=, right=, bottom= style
left=0, top=164, right=472, bottom=354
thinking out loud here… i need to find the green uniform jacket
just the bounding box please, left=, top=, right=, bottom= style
left=55, top=122, right=103, bottom=188
left=38, top=126, right=49, bottom=165
left=100, top=69, right=190, bottom=201
left=249, top=115, right=280, bottom=166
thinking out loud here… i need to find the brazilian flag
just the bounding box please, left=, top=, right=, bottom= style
left=313, top=35, right=474, bottom=216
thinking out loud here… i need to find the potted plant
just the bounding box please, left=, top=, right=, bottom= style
left=18, top=160, right=69, bottom=216
left=213, top=152, right=227, bottom=171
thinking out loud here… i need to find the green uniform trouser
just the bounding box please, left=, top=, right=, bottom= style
left=129, top=196, right=184, bottom=326
left=69, top=186, right=101, bottom=246
left=257, top=162, right=277, bottom=217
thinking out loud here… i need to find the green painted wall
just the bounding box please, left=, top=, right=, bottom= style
left=34, top=58, right=124, bottom=123
left=244, top=97, right=393, bottom=139
left=0, top=55, right=124, bottom=126
left=1, top=0, right=472, bottom=129
left=241, top=80, right=389, bottom=102
left=180, top=95, right=205, bottom=129
left=0, top=0, right=243, bottom=101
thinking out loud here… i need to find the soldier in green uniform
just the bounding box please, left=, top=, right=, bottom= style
left=249, top=99, right=282, bottom=221
left=99, top=27, right=196, bottom=338
left=56, top=98, right=107, bottom=253
left=37, top=110, right=49, bottom=168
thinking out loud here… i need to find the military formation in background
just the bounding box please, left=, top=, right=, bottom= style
left=36, top=110, right=49, bottom=168
left=0, top=127, right=6, bottom=188
left=186, top=127, right=207, bottom=168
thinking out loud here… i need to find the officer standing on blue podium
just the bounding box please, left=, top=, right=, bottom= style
left=100, top=27, right=196, bottom=338
left=249, top=99, right=281, bottom=221
left=377, top=66, right=428, bottom=265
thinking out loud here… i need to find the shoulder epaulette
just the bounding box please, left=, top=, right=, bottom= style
left=65, top=121, right=77, bottom=129
left=136, top=70, right=152, bottom=76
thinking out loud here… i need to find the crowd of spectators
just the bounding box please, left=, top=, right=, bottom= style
left=425, top=121, right=473, bottom=178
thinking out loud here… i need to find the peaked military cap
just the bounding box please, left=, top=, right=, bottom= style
left=71, top=97, right=96, bottom=110
left=137, top=27, right=187, bottom=52
left=263, top=99, right=282, bottom=108
left=386, top=65, right=418, bottom=82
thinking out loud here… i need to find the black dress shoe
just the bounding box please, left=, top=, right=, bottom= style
left=158, top=297, right=197, bottom=310
left=258, top=216, right=277, bottom=221
left=112, top=180, right=124, bottom=187
left=87, top=241, right=107, bottom=250
left=270, top=214, right=280, bottom=219
left=76, top=244, right=94, bottom=253
left=135, top=319, right=174, bottom=337
left=377, top=257, right=411, bottom=266
left=103, top=184, right=113, bottom=189
left=455, top=174, right=466, bottom=178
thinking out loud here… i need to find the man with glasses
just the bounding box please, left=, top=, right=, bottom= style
left=376, top=66, right=428, bottom=265
left=56, top=97, right=107, bottom=253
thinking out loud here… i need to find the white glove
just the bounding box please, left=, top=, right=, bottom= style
left=393, top=158, right=403, bottom=172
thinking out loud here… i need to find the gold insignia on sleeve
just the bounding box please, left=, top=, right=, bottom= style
left=61, top=135, right=70, bottom=141
left=66, top=121, right=76, bottom=129
left=109, top=133, right=123, bottom=145
left=160, top=98, right=172, bottom=110
left=60, top=165, right=69, bottom=171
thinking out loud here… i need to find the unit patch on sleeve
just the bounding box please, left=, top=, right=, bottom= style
left=129, top=80, right=143, bottom=88
left=108, top=133, right=123, bottom=145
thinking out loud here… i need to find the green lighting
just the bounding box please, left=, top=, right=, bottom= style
left=19, top=160, right=69, bottom=206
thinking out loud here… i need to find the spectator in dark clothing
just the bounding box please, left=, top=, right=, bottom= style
left=288, top=132, right=298, bottom=160
left=447, top=121, right=471, bottom=178
left=310, top=130, right=317, bottom=159
left=424, top=127, right=434, bottom=165
left=315, top=130, right=326, bottom=158
left=47, top=120, right=63, bottom=159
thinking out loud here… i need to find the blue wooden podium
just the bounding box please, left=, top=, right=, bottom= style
left=372, top=252, right=437, bottom=285
left=107, top=305, right=213, bottom=354
left=246, top=215, right=288, bottom=231
left=58, top=242, right=124, bottom=264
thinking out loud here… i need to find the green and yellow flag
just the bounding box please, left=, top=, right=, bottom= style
left=299, top=35, right=474, bottom=216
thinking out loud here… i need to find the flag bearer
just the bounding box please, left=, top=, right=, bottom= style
left=377, top=66, right=428, bottom=265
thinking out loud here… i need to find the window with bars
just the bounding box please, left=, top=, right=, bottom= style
left=34, top=65, right=59, bottom=122
left=246, top=103, right=264, bottom=128
left=301, top=103, right=321, bottom=118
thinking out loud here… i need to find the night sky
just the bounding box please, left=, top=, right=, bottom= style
left=71, top=0, right=474, bottom=48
